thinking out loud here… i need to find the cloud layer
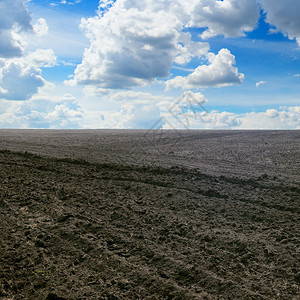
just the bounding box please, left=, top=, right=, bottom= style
left=188, top=0, right=260, bottom=39
left=69, top=0, right=254, bottom=90
left=260, top=0, right=300, bottom=46
left=0, top=95, right=83, bottom=128
left=1, top=0, right=299, bottom=130
left=0, top=49, right=57, bottom=101
left=0, top=0, right=32, bottom=57
left=1, top=92, right=299, bottom=130
left=163, top=105, right=300, bottom=130
left=66, top=0, right=300, bottom=93
left=166, top=49, right=244, bottom=90
left=0, top=60, right=44, bottom=100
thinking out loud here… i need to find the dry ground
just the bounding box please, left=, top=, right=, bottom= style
left=0, top=130, right=299, bottom=299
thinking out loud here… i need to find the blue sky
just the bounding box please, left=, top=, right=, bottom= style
left=0, top=0, right=299, bottom=129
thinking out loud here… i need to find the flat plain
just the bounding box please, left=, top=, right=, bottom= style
left=0, top=130, right=299, bottom=299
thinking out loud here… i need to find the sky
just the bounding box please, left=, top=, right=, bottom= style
left=0, top=0, right=299, bottom=129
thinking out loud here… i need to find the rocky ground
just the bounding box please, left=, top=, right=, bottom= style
left=0, top=130, right=299, bottom=299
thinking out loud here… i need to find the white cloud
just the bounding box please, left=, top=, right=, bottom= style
left=113, top=101, right=163, bottom=129
left=265, top=108, right=278, bottom=118
left=0, top=59, right=45, bottom=101
left=0, top=49, right=56, bottom=101
left=240, top=106, right=300, bottom=129
left=0, top=95, right=83, bottom=128
left=187, top=0, right=260, bottom=39
left=98, top=0, right=116, bottom=16
left=166, top=49, right=244, bottom=90
left=172, top=91, right=207, bottom=112
left=256, top=80, right=267, bottom=88
left=108, top=90, right=209, bottom=130
left=67, top=0, right=263, bottom=91
left=75, top=90, right=208, bottom=129
left=1, top=85, right=299, bottom=130
left=97, top=89, right=174, bottom=104
left=67, top=0, right=211, bottom=90
left=0, top=1, right=57, bottom=102
left=259, top=0, right=300, bottom=46
left=162, top=106, right=300, bottom=130
left=0, top=0, right=32, bottom=57
left=26, top=49, right=57, bottom=68
left=65, top=0, right=81, bottom=4
left=51, top=0, right=81, bottom=5
left=33, top=18, right=49, bottom=37
left=0, top=86, right=8, bottom=95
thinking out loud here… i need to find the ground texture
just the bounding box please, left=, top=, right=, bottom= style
left=0, top=130, right=299, bottom=299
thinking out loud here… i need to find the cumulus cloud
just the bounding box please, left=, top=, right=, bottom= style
left=87, top=90, right=207, bottom=129
left=0, top=2, right=56, bottom=102
left=26, top=49, right=57, bottom=68
left=187, top=0, right=260, bottom=39
left=67, top=0, right=217, bottom=89
left=259, top=0, right=300, bottom=46
left=1, top=86, right=299, bottom=129
left=240, top=106, right=300, bottom=129
left=162, top=106, right=300, bottom=130
left=33, top=18, right=49, bottom=37
left=0, top=50, right=56, bottom=101
left=170, top=91, right=207, bottom=113
left=265, top=108, right=278, bottom=118
left=0, top=60, right=44, bottom=100
left=256, top=80, right=267, bottom=88
left=87, top=90, right=300, bottom=130
left=193, top=111, right=241, bottom=128
left=113, top=101, right=163, bottom=129
left=67, top=0, right=212, bottom=90
left=0, top=0, right=32, bottom=58
left=66, top=0, right=300, bottom=93
left=166, top=49, right=244, bottom=90
left=67, top=0, right=264, bottom=91
left=0, top=95, right=83, bottom=128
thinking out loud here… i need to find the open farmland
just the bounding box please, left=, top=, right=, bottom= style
left=0, top=130, right=299, bottom=299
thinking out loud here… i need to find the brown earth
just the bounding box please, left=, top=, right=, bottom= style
left=0, top=130, right=299, bottom=299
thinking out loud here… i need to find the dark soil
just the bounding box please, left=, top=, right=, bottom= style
left=0, top=130, right=299, bottom=299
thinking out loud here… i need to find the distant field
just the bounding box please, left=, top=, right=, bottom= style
left=0, top=130, right=299, bottom=299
